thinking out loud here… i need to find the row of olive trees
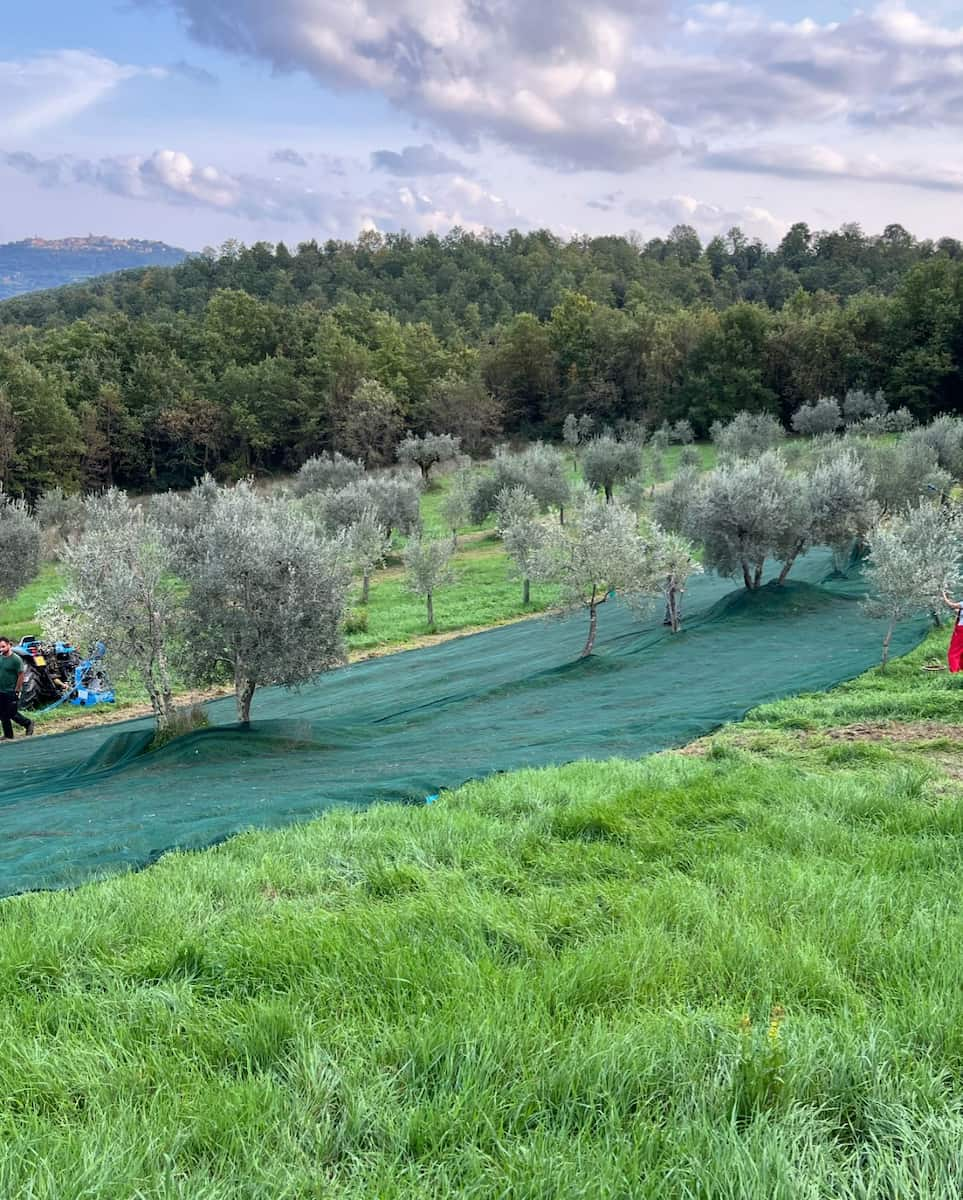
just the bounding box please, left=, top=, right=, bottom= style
left=39, top=481, right=351, bottom=729
left=862, top=501, right=963, bottom=667
left=654, top=448, right=878, bottom=591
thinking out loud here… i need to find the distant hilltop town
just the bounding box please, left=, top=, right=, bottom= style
left=15, top=235, right=180, bottom=253
left=0, top=235, right=189, bottom=301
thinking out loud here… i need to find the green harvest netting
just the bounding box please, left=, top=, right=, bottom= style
left=0, top=550, right=929, bottom=898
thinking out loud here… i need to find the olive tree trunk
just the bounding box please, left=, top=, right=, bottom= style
left=581, top=591, right=607, bottom=657
left=236, top=678, right=256, bottom=723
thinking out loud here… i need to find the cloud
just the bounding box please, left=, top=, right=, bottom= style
left=371, top=144, right=471, bottom=177
left=0, top=50, right=162, bottom=136
left=586, top=191, right=623, bottom=212
left=661, top=1, right=963, bottom=133
left=138, top=0, right=678, bottom=171
left=1, top=147, right=525, bottom=237
left=271, top=147, right=309, bottom=167
left=168, top=60, right=218, bottom=86
left=135, top=0, right=963, bottom=174
left=701, top=144, right=963, bottom=193
left=626, top=194, right=788, bottom=244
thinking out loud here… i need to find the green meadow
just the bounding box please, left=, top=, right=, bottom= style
left=1, top=629, right=962, bottom=1196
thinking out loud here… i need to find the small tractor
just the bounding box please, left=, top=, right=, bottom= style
left=14, top=637, right=115, bottom=710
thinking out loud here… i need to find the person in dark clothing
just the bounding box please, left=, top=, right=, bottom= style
left=0, top=637, right=34, bottom=740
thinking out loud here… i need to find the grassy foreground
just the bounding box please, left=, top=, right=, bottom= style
left=2, top=631, right=963, bottom=1197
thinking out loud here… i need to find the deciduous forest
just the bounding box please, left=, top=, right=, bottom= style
left=1, top=220, right=962, bottom=496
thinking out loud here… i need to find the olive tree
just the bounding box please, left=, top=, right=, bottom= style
left=440, top=468, right=475, bottom=547
left=180, top=481, right=351, bottom=723
left=495, top=485, right=544, bottom=605
left=396, top=432, right=462, bottom=484
left=35, top=487, right=84, bottom=560
left=774, top=450, right=878, bottom=583
left=562, top=413, right=580, bottom=456
left=791, top=397, right=842, bottom=437
left=687, top=452, right=806, bottom=590
left=531, top=496, right=667, bottom=657
left=863, top=502, right=963, bottom=667
left=348, top=507, right=392, bottom=604
left=843, top=388, right=888, bottom=425
left=671, top=419, right=695, bottom=444
left=905, top=416, right=963, bottom=479
left=710, top=411, right=784, bottom=461
left=0, top=493, right=40, bottom=599
left=652, top=465, right=701, bottom=534
left=151, top=473, right=221, bottom=562
left=309, top=476, right=421, bottom=540
left=522, top=442, right=571, bottom=522
left=403, top=536, right=455, bottom=628
left=860, top=437, right=951, bottom=515
left=581, top=435, right=641, bottom=503
left=468, top=443, right=569, bottom=524
left=658, top=528, right=703, bottom=633
left=41, top=489, right=180, bottom=730
left=293, top=451, right=364, bottom=497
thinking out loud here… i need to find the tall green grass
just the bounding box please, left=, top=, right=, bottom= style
left=2, top=638, right=963, bottom=1195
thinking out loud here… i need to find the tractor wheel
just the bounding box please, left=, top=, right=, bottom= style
left=19, top=663, right=41, bottom=709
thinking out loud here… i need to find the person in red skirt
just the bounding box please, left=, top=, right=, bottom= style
left=942, top=590, right=963, bottom=672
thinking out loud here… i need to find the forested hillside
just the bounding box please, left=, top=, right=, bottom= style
left=1, top=221, right=962, bottom=497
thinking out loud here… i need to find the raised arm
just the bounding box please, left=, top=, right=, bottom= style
left=941, top=590, right=961, bottom=611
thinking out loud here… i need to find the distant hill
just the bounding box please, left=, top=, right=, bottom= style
left=0, top=236, right=190, bottom=300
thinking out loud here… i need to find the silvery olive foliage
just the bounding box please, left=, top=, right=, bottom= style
left=671, top=419, right=695, bottom=445
left=440, top=467, right=475, bottom=546
left=710, top=411, right=785, bottom=461
left=495, top=485, right=544, bottom=606
left=151, top=473, right=221, bottom=563
left=179, top=480, right=351, bottom=722
left=293, top=451, right=365, bottom=497
left=41, top=488, right=180, bottom=729
left=347, top=506, right=392, bottom=605
left=791, top=397, right=842, bottom=437
left=863, top=501, right=963, bottom=667
left=468, top=443, right=570, bottom=524
left=904, top=416, right=963, bottom=479
left=35, top=486, right=85, bottom=560
left=396, top=432, right=462, bottom=483
left=843, top=388, right=888, bottom=425
left=651, top=465, right=701, bottom=534
left=562, top=413, right=580, bottom=450
left=308, top=476, right=422, bottom=540
left=403, top=536, right=455, bottom=628
left=658, top=528, right=703, bottom=633
left=686, top=452, right=807, bottom=590
left=581, top=435, right=642, bottom=503
left=684, top=449, right=876, bottom=589
left=852, top=436, right=951, bottom=514
left=530, top=496, right=671, bottom=657
left=0, top=491, right=40, bottom=599
left=522, top=442, right=571, bottom=520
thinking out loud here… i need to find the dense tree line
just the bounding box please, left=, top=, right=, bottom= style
left=2, top=222, right=963, bottom=497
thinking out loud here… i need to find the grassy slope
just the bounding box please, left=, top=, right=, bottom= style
left=2, top=631, right=963, bottom=1197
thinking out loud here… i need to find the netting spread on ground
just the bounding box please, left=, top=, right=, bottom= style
left=0, top=550, right=927, bottom=898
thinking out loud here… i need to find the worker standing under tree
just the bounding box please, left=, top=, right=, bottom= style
left=941, top=591, right=963, bottom=673
left=0, top=637, right=34, bottom=740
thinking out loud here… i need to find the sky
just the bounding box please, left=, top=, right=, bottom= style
left=4, top=0, right=963, bottom=250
